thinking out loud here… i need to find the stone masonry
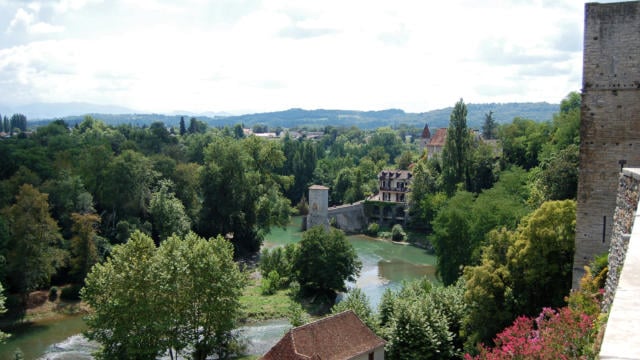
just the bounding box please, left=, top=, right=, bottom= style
left=574, top=1, right=640, bottom=288
left=307, top=185, right=329, bottom=230
left=602, top=169, right=639, bottom=311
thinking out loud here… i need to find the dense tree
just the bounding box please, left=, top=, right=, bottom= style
left=430, top=191, right=475, bottom=285
left=468, top=141, right=499, bottom=193
left=188, top=117, right=207, bottom=134
left=99, top=150, right=158, bottom=225
left=0, top=166, right=42, bottom=209
left=368, top=127, right=404, bottom=161
left=462, top=229, right=516, bottom=347
left=463, top=200, right=576, bottom=346
left=482, top=111, right=497, bottom=139
left=1, top=184, right=65, bottom=297
left=171, top=162, right=202, bottom=222
left=395, top=150, right=415, bottom=170
left=383, top=278, right=467, bottom=360
left=281, top=134, right=318, bottom=204
left=498, top=117, right=550, bottom=170
left=408, top=155, right=445, bottom=230
left=534, top=144, right=579, bottom=202
left=509, top=200, right=576, bottom=315
left=154, top=233, right=246, bottom=360
left=294, top=226, right=361, bottom=296
left=149, top=180, right=191, bottom=242
left=9, top=113, right=27, bottom=133
left=179, top=116, right=186, bottom=136
left=82, top=231, right=246, bottom=360
left=259, top=244, right=298, bottom=287
left=69, top=212, right=101, bottom=283
left=41, top=171, right=95, bottom=238
left=82, top=231, right=162, bottom=359
left=441, top=99, right=472, bottom=194
left=199, top=136, right=290, bottom=254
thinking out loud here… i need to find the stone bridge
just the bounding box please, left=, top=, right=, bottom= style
left=327, top=201, right=367, bottom=233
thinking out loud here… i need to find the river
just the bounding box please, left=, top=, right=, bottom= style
left=0, top=217, right=436, bottom=359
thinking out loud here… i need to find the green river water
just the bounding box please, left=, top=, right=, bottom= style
left=0, top=217, right=436, bottom=359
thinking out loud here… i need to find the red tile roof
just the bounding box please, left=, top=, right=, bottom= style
left=427, top=128, right=447, bottom=147
left=261, top=310, right=386, bottom=360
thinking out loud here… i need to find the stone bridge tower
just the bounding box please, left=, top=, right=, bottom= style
left=307, top=185, right=329, bottom=230
left=574, top=1, right=640, bottom=287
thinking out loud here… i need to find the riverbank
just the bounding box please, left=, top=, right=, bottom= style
left=1, top=288, right=90, bottom=328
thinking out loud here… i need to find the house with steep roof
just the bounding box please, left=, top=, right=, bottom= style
left=378, top=170, right=411, bottom=203
left=261, top=310, right=385, bottom=360
left=425, top=128, right=447, bottom=159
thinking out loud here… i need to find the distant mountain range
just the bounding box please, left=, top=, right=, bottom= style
left=4, top=102, right=560, bottom=130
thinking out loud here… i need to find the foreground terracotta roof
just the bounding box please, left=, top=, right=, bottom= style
left=261, top=310, right=385, bottom=360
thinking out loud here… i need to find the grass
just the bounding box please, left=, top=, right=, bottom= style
left=239, top=277, right=333, bottom=323
left=240, top=278, right=296, bottom=322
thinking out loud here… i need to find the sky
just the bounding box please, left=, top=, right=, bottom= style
left=0, top=0, right=607, bottom=115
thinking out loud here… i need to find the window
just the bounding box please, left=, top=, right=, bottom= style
left=369, top=352, right=374, bottom=360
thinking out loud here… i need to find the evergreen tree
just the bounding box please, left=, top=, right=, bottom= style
left=9, top=113, right=27, bottom=132
left=441, top=99, right=471, bottom=195
left=179, top=116, right=186, bottom=135
left=482, top=111, right=496, bottom=139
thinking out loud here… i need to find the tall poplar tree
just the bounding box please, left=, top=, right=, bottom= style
left=482, top=111, right=496, bottom=139
left=179, top=116, right=186, bottom=136
left=441, top=99, right=471, bottom=195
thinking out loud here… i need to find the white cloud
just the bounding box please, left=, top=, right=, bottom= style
left=6, top=6, right=64, bottom=34
left=0, top=0, right=586, bottom=113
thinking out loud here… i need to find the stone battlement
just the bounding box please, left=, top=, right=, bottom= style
left=574, top=1, right=640, bottom=287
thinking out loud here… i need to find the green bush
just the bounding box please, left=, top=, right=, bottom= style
left=391, top=224, right=406, bottom=242
left=288, top=280, right=301, bottom=299
left=60, top=284, right=83, bottom=301
left=49, top=286, right=58, bottom=302
left=259, top=244, right=297, bottom=287
left=366, top=223, right=380, bottom=237
left=260, top=271, right=281, bottom=296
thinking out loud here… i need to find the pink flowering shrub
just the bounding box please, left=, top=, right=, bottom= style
left=465, top=306, right=597, bottom=360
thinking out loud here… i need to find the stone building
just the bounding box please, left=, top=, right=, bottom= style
left=574, top=1, right=640, bottom=287
left=420, top=124, right=447, bottom=159
left=378, top=170, right=412, bottom=203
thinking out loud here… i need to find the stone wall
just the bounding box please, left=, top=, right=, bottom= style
left=599, top=168, right=640, bottom=358
left=602, top=168, right=640, bottom=311
left=328, top=201, right=367, bottom=233
left=574, top=1, right=640, bottom=288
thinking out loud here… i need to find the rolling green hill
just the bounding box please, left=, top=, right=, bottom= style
left=27, top=102, right=559, bottom=130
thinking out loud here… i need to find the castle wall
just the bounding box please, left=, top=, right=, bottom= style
left=574, top=1, right=640, bottom=287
